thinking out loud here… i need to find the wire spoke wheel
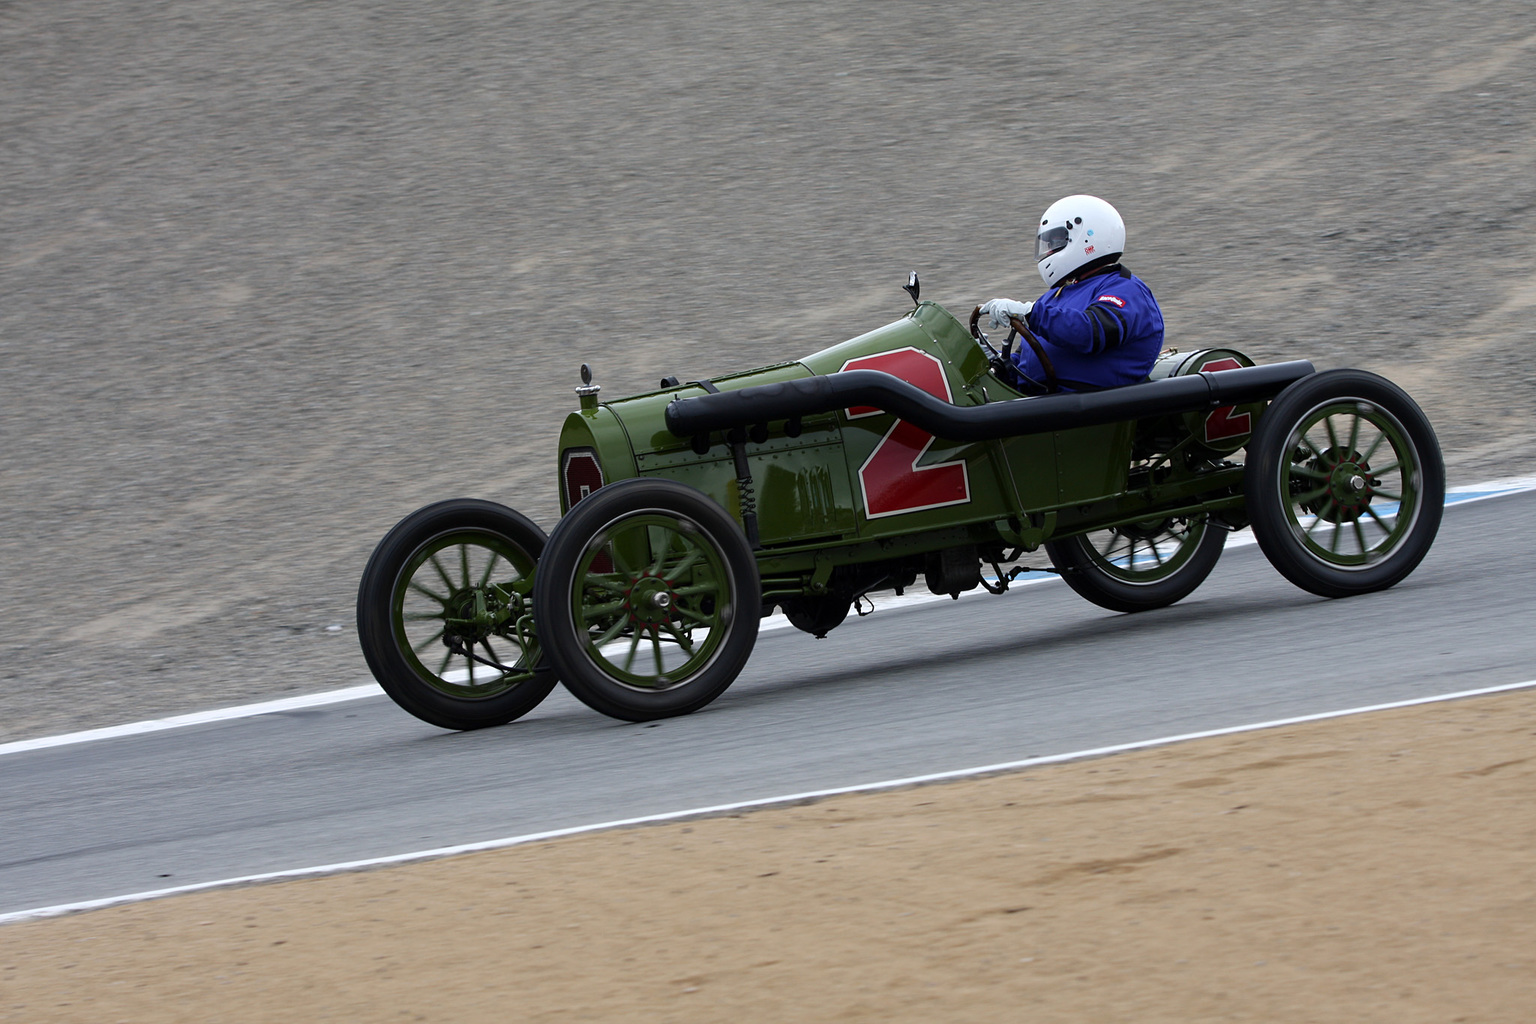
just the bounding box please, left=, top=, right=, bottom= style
left=358, top=499, right=559, bottom=730
left=1046, top=513, right=1226, bottom=613
left=1082, top=516, right=1211, bottom=584
left=394, top=531, right=541, bottom=699
left=571, top=513, right=732, bottom=691
left=1246, top=369, right=1443, bottom=598
left=535, top=478, right=760, bottom=722
left=1279, top=402, right=1417, bottom=568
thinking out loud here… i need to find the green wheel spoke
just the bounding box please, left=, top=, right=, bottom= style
left=429, top=554, right=455, bottom=592
left=1360, top=428, right=1389, bottom=464
left=1364, top=505, right=1391, bottom=531
left=591, top=615, right=631, bottom=648
left=645, top=543, right=668, bottom=577
left=1351, top=518, right=1369, bottom=557
left=1323, top=414, right=1341, bottom=458
left=1295, top=433, right=1324, bottom=459
left=672, top=603, right=715, bottom=626
left=1328, top=513, right=1344, bottom=553
left=409, top=580, right=449, bottom=604
left=660, top=621, right=695, bottom=652
left=582, top=598, right=628, bottom=619
left=1371, top=459, right=1402, bottom=477
left=458, top=544, right=471, bottom=589
left=1305, top=499, right=1335, bottom=536
left=671, top=582, right=721, bottom=598
left=621, top=631, right=642, bottom=672
left=477, top=551, right=502, bottom=588
left=1345, top=413, right=1361, bottom=460
left=436, top=646, right=454, bottom=675
left=402, top=610, right=446, bottom=622
left=650, top=628, right=665, bottom=675
left=411, top=626, right=446, bottom=654
left=1295, top=484, right=1330, bottom=504
left=1375, top=488, right=1402, bottom=501
left=480, top=637, right=508, bottom=671
left=1124, top=537, right=1138, bottom=569
left=584, top=577, right=630, bottom=595
left=660, top=547, right=704, bottom=580
left=1149, top=540, right=1166, bottom=566
left=1291, top=464, right=1330, bottom=481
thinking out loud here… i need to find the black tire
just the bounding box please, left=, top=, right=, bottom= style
left=357, top=499, right=559, bottom=730
left=533, top=478, right=760, bottom=722
left=1245, top=369, right=1444, bottom=598
left=1045, top=514, right=1227, bottom=613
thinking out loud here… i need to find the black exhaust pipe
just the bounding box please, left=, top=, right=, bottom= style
left=665, top=361, right=1315, bottom=443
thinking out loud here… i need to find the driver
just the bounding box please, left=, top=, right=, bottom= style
left=979, top=195, right=1164, bottom=394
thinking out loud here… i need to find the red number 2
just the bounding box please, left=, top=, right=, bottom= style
left=1200, top=357, right=1253, bottom=441
left=840, top=348, right=971, bottom=519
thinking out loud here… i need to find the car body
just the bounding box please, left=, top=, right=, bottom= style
left=358, top=280, right=1445, bottom=729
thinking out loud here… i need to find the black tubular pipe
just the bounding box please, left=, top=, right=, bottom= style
left=663, top=360, right=1316, bottom=443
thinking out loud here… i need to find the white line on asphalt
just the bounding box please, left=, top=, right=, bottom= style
left=0, top=686, right=383, bottom=758
left=3, top=676, right=1533, bottom=927
left=3, top=476, right=1533, bottom=761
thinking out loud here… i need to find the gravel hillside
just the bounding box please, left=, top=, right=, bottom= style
left=3, top=1, right=1533, bottom=738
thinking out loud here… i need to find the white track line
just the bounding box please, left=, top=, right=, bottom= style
left=4, top=676, right=1533, bottom=926
left=3, top=476, right=1533, bottom=762
left=0, top=685, right=383, bottom=758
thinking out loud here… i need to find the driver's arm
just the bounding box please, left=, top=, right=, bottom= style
left=1028, top=298, right=1127, bottom=355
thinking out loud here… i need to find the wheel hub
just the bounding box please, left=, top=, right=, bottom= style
left=624, top=575, right=676, bottom=628
left=441, top=586, right=514, bottom=646
left=1303, top=447, right=1374, bottom=523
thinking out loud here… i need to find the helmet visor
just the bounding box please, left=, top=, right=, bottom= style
left=1035, top=225, right=1070, bottom=263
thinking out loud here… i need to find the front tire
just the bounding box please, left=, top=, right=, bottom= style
left=1244, top=369, right=1444, bottom=598
left=1045, top=515, right=1227, bottom=613
left=533, top=478, right=761, bottom=722
left=357, top=499, right=559, bottom=731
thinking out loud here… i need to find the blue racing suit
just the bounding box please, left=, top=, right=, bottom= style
left=1010, top=265, right=1164, bottom=393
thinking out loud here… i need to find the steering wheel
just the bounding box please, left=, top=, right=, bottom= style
left=969, top=305, right=1021, bottom=379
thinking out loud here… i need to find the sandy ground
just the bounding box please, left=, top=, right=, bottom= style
left=2, top=687, right=1533, bottom=1022
left=2, top=1, right=1535, bottom=738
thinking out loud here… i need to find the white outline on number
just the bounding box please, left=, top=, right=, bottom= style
left=1201, top=357, right=1252, bottom=442
left=562, top=448, right=604, bottom=507
left=839, top=347, right=972, bottom=519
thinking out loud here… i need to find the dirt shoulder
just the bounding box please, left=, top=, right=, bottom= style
left=4, top=687, right=1533, bottom=1022
left=3, top=1, right=1536, bottom=739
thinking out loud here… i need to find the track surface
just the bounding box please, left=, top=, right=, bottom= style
left=2, top=491, right=1532, bottom=916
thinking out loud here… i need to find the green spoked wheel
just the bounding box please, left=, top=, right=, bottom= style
left=1045, top=514, right=1226, bottom=613
left=357, top=499, right=558, bottom=730
left=534, top=478, right=760, bottom=722
left=1245, top=369, right=1444, bottom=598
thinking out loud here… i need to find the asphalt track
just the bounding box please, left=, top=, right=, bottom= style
left=2, top=489, right=1534, bottom=919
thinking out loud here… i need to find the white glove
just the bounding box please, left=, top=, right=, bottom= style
left=980, top=297, right=1033, bottom=330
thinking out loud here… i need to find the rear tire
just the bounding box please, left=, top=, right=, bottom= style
left=357, top=499, right=558, bottom=731
left=1244, top=369, right=1443, bottom=598
left=1045, top=515, right=1226, bottom=613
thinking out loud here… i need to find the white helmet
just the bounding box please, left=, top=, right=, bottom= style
left=1035, top=194, right=1126, bottom=287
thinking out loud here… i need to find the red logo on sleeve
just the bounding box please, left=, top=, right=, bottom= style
left=1097, top=294, right=1126, bottom=308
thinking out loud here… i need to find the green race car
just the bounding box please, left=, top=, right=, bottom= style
left=358, top=276, right=1444, bottom=730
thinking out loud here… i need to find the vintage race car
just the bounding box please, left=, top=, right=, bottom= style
left=357, top=275, right=1444, bottom=730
